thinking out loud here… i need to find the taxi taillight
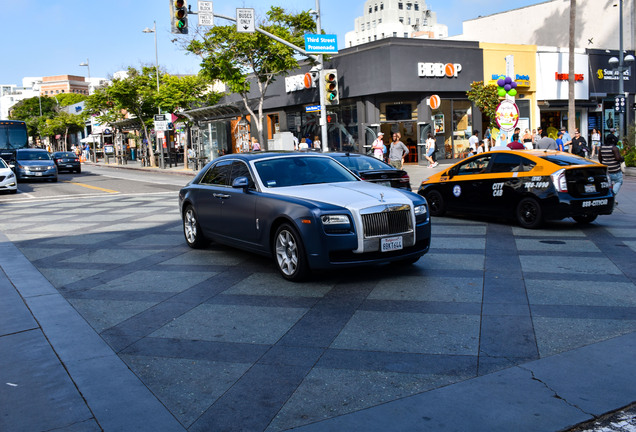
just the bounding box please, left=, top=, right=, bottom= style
left=550, top=169, right=568, bottom=193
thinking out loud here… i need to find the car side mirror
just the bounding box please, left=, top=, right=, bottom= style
left=232, top=176, right=250, bottom=190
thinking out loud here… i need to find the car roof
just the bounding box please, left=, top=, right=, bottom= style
left=326, top=152, right=371, bottom=158
left=451, top=150, right=603, bottom=168
left=216, top=151, right=332, bottom=162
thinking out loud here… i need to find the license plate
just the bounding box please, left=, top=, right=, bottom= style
left=64, top=164, right=73, bottom=167
left=381, top=236, right=403, bottom=252
left=377, top=181, right=391, bottom=187
left=35, top=172, right=42, bottom=176
left=584, top=184, right=596, bottom=193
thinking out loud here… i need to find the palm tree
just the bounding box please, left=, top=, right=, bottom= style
left=567, top=0, right=576, bottom=139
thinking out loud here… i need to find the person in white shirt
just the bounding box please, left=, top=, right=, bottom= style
left=425, top=133, right=437, bottom=167
left=468, top=130, right=480, bottom=151
left=372, top=132, right=385, bottom=160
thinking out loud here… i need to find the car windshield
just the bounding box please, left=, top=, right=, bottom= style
left=18, top=151, right=52, bottom=161
left=0, top=158, right=8, bottom=168
left=332, top=154, right=393, bottom=171
left=255, top=156, right=359, bottom=188
left=540, top=154, right=596, bottom=166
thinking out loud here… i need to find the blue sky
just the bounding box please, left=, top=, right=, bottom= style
left=0, top=0, right=541, bottom=86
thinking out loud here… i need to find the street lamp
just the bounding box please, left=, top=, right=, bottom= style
left=79, top=58, right=91, bottom=94
left=608, top=0, right=635, bottom=139
left=142, top=21, right=160, bottom=100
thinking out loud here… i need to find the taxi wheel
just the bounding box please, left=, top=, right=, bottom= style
left=516, top=197, right=543, bottom=229
left=573, top=214, right=598, bottom=224
left=426, top=190, right=446, bottom=216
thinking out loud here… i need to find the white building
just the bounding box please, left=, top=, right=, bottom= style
left=452, top=0, right=634, bottom=52
left=0, top=84, right=40, bottom=120
left=345, top=0, right=448, bottom=48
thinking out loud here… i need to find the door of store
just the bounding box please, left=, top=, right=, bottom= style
left=380, top=121, right=418, bottom=163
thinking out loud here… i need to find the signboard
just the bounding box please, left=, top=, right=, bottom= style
left=154, top=114, right=169, bottom=131
left=304, top=34, right=338, bottom=54
left=305, top=105, right=320, bottom=113
left=198, top=1, right=213, bottom=26
left=495, top=100, right=519, bottom=132
left=236, top=8, right=255, bottom=33
left=428, top=95, right=441, bottom=109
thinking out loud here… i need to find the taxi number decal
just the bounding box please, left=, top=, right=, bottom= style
left=453, top=185, right=462, bottom=197
left=525, top=181, right=550, bottom=189
left=531, top=176, right=542, bottom=181
left=582, top=199, right=608, bottom=208
left=492, top=182, right=504, bottom=197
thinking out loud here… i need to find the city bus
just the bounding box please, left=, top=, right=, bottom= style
left=0, top=120, right=29, bottom=167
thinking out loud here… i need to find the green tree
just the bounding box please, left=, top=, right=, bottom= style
left=187, top=6, right=316, bottom=146
left=467, top=81, right=501, bottom=130
left=157, top=74, right=219, bottom=113
left=9, top=96, right=57, bottom=142
left=40, top=111, right=87, bottom=151
left=55, top=93, right=88, bottom=107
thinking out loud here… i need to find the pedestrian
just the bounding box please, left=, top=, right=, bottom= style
left=511, top=127, right=521, bottom=143
left=590, top=128, right=601, bottom=158
left=556, top=131, right=566, bottom=152
left=388, top=133, right=409, bottom=169
left=484, top=127, right=491, bottom=142
left=298, top=137, right=309, bottom=151
left=533, top=127, right=542, bottom=148
left=598, top=128, right=624, bottom=206
left=292, top=134, right=299, bottom=151
left=425, top=133, right=437, bottom=167
left=561, top=127, right=571, bottom=152
left=507, top=138, right=525, bottom=150
left=251, top=137, right=261, bottom=151
left=522, top=129, right=533, bottom=149
left=372, top=132, right=385, bottom=160
left=305, top=135, right=312, bottom=148
left=313, top=135, right=321, bottom=151
left=468, top=130, right=480, bottom=152
left=570, top=129, right=589, bottom=157
left=536, top=129, right=558, bottom=150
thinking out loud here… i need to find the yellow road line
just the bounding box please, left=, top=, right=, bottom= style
left=63, top=181, right=119, bottom=194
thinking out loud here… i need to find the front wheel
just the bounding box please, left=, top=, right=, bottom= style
left=425, top=190, right=446, bottom=216
left=573, top=214, right=598, bottom=224
left=274, top=223, right=309, bottom=282
left=183, top=205, right=207, bottom=248
left=516, top=197, right=543, bottom=229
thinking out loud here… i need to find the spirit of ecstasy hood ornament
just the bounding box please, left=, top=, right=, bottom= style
left=379, top=192, right=385, bottom=202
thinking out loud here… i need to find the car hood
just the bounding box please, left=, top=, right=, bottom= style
left=267, top=181, right=412, bottom=209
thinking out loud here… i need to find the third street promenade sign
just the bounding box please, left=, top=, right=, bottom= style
left=304, top=33, right=338, bottom=54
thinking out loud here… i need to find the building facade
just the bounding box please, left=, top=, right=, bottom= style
left=345, top=0, right=448, bottom=48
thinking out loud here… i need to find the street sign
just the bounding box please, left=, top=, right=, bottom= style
left=154, top=114, right=169, bottom=121
left=155, top=121, right=169, bottom=131
left=198, top=1, right=213, bottom=26
left=306, top=105, right=320, bottom=113
left=304, top=34, right=338, bottom=54
left=236, top=8, right=255, bottom=33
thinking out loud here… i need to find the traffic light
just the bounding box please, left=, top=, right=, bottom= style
left=321, top=69, right=339, bottom=106
left=170, top=0, right=188, bottom=34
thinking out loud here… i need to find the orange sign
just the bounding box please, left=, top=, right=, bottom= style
left=429, top=95, right=441, bottom=109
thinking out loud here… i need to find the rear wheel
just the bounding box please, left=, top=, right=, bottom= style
left=183, top=205, right=207, bottom=248
left=425, top=190, right=446, bottom=216
left=516, top=197, right=543, bottom=229
left=573, top=214, right=598, bottom=224
left=274, top=223, right=308, bottom=282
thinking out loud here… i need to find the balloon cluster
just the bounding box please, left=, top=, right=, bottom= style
left=496, top=76, right=518, bottom=97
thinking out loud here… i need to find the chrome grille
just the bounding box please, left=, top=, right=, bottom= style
left=362, top=209, right=412, bottom=238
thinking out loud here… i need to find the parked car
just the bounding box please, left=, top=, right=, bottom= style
left=327, top=152, right=412, bottom=190
left=179, top=152, right=431, bottom=281
left=51, top=151, right=81, bottom=173
left=418, top=150, right=614, bottom=229
left=0, top=157, right=17, bottom=193
left=14, top=149, right=58, bottom=182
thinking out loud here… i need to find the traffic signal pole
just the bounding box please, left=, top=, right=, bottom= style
left=315, top=0, right=328, bottom=153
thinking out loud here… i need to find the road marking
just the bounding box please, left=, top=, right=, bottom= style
left=63, top=181, right=119, bottom=193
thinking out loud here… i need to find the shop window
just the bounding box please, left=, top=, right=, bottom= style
left=385, top=104, right=412, bottom=121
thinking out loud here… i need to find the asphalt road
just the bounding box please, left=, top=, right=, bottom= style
left=1, top=165, right=635, bottom=431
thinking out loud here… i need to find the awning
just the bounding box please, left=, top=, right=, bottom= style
left=182, top=103, right=248, bottom=123
left=80, top=135, right=99, bottom=143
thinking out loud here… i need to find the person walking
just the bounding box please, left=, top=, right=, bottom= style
left=533, top=127, right=543, bottom=148
left=556, top=131, right=566, bottom=151
left=388, top=133, right=409, bottom=169
left=425, top=133, right=437, bottom=168
left=468, top=130, right=480, bottom=152
left=536, top=129, right=557, bottom=150
left=598, top=129, right=624, bottom=205
left=313, top=135, right=321, bottom=151
left=570, top=129, right=589, bottom=157
left=251, top=137, right=261, bottom=151
left=522, top=129, right=533, bottom=149
left=372, top=132, right=385, bottom=160
left=590, top=128, right=601, bottom=158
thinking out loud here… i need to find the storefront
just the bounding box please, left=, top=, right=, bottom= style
left=481, top=43, right=537, bottom=138
left=587, top=49, right=635, bottom=140
left=536, top=48, right=590, bottom=138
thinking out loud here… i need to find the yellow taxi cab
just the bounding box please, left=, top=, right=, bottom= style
left=417, top=150, right=614, bottom=229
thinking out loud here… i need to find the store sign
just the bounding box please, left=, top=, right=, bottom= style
left=285, top=74, right=316, bottom=93
left=555, top=73, right=584, bottom=81
left=491, top=73, right=531, bottom=88
left=495, top=100, right=519, bottom=132
left=418, top=62, right=462, bottom=78
left=597, top=68, right=631, bottom=82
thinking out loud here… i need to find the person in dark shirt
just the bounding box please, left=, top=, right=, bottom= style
left=570, top=129, right=588, bottom=157
left=599, top=128, right=624, bottom=205
left=507, top=139, right=525, bottom=150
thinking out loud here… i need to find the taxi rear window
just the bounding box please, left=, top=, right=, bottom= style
left=541, top=155, right=596, bottom=166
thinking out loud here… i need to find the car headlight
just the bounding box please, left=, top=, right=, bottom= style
left=321, top=214, right=350, bottom=225
left=414, top=204, right=427, bottom=216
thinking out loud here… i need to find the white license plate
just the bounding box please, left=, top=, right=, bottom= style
left=381, top=236, right=403, bottom=252
left=35, top=172, right=42, bottom=176
left=377, top=181, right=391, bottom=187
left=584, top=184, right=596, bottom=193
